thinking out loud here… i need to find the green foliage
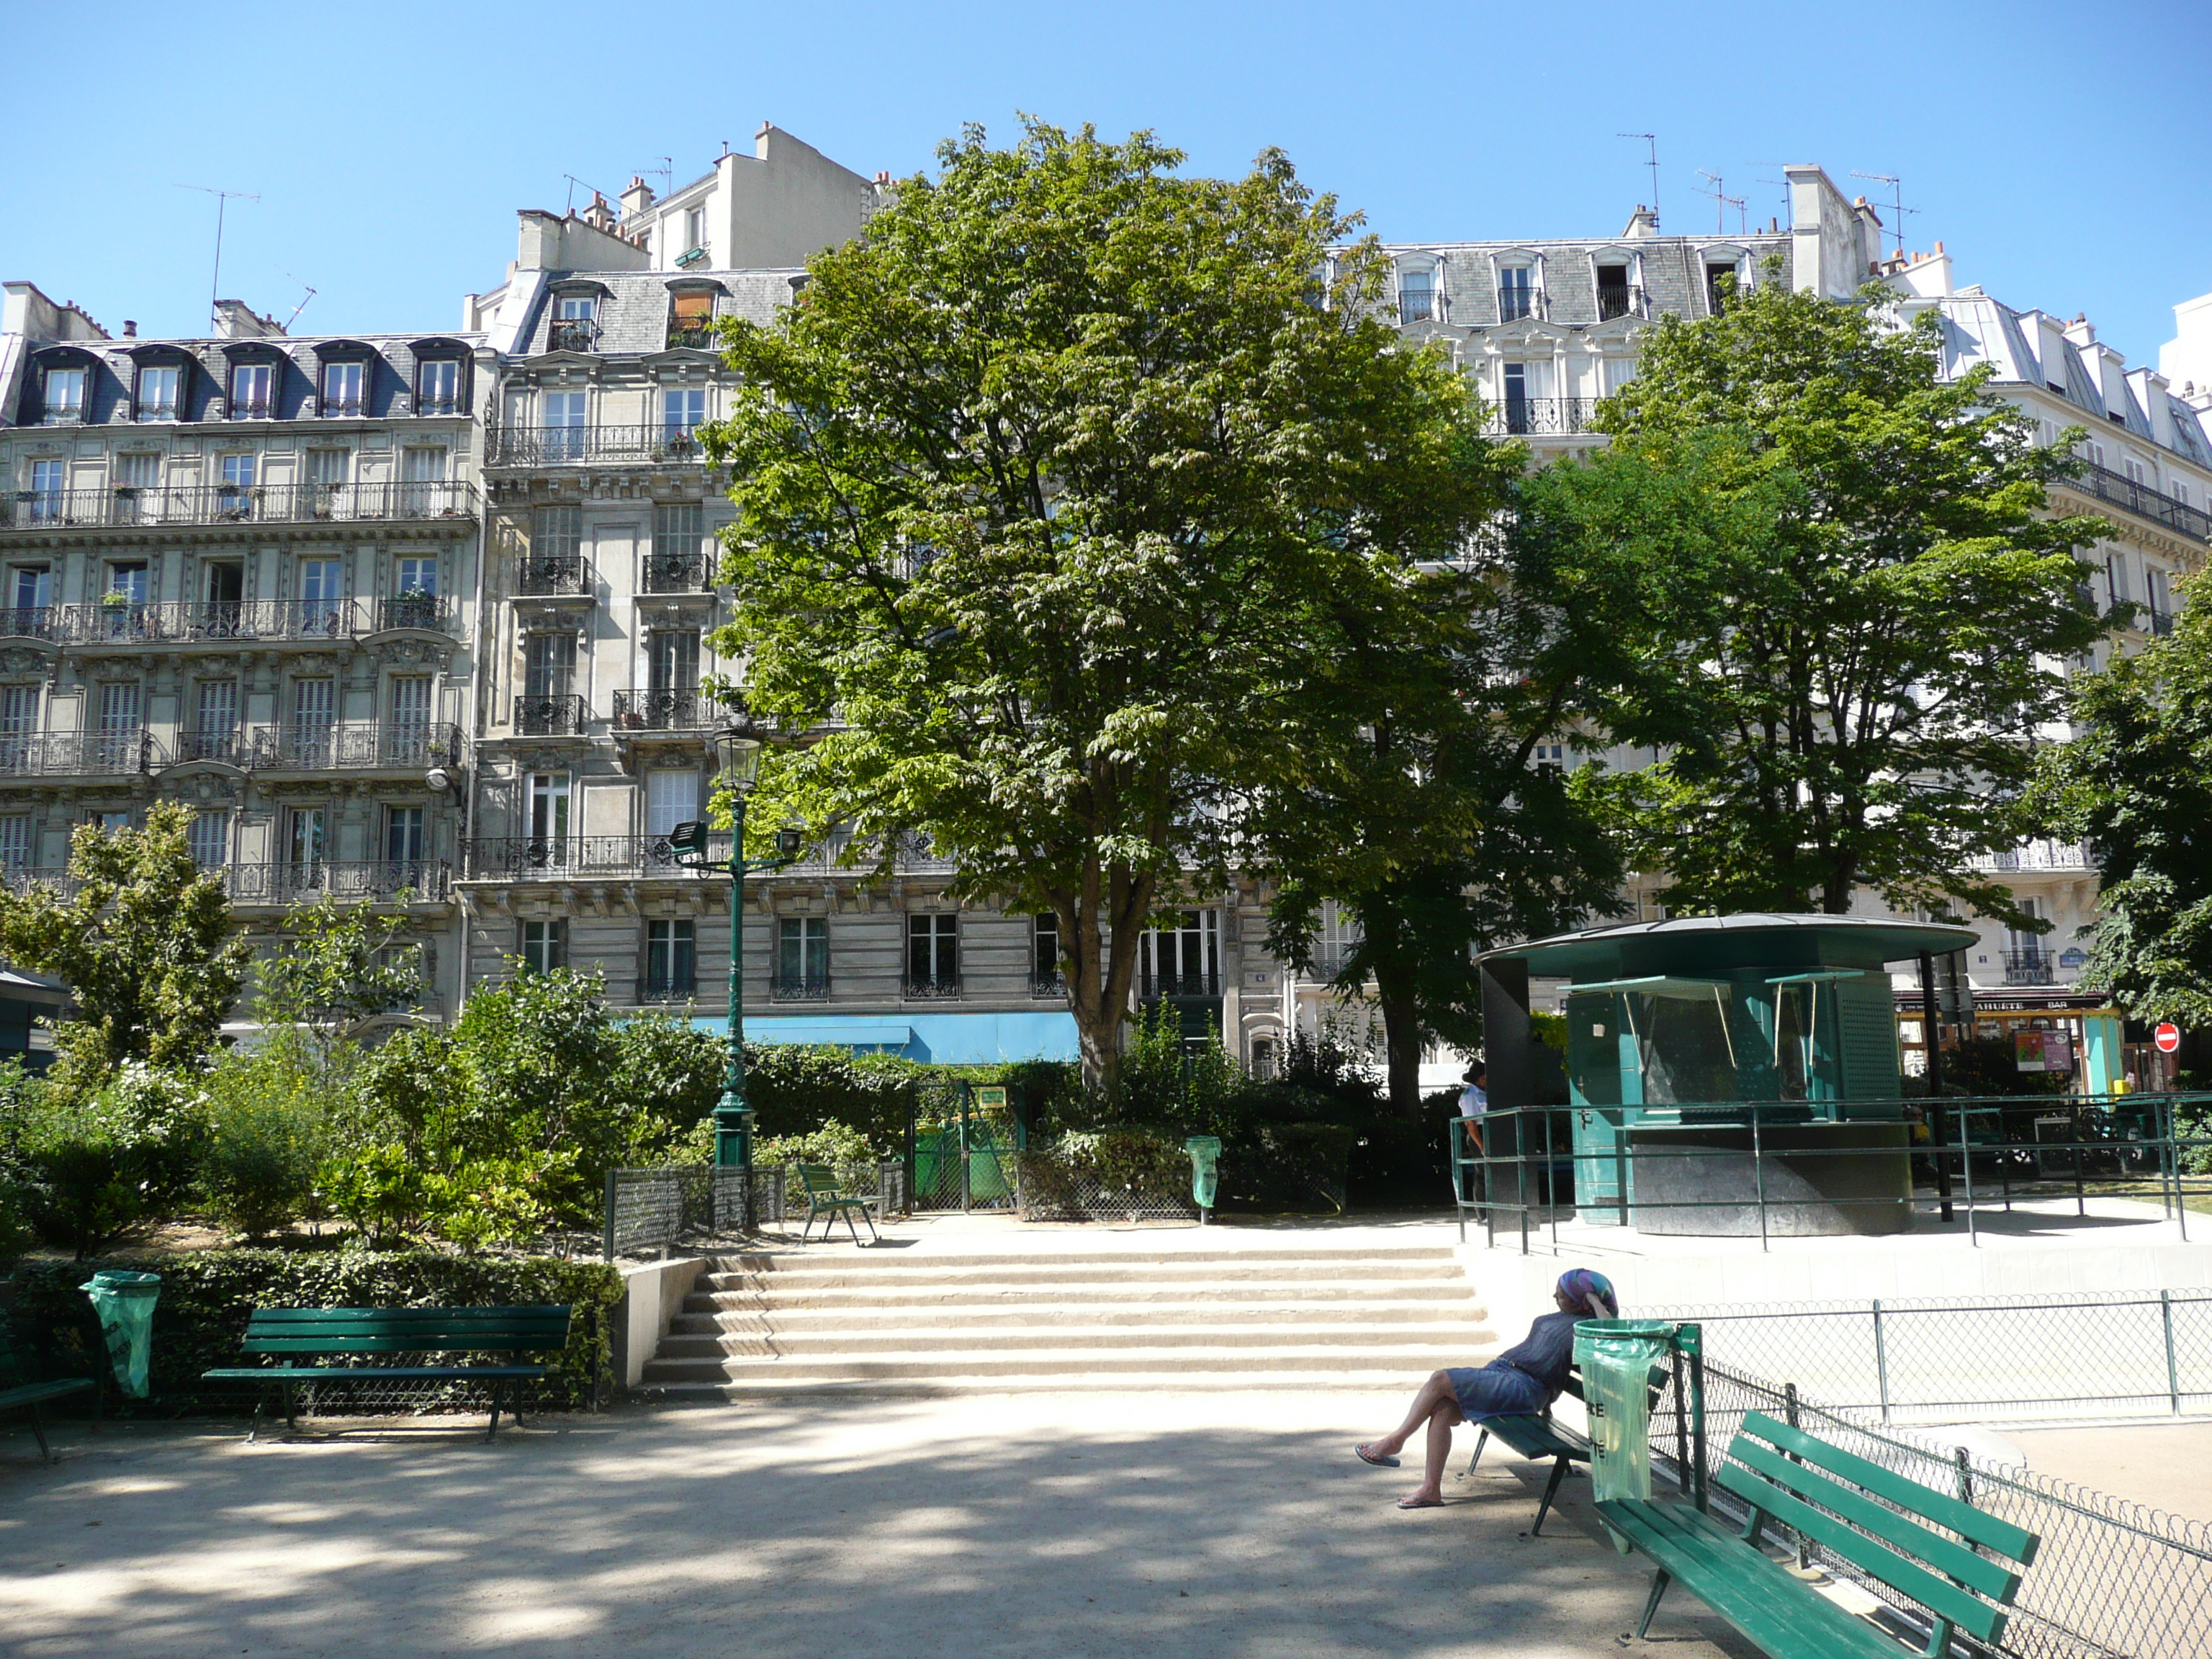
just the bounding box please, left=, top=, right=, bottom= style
left=251, top=896, right=423, bottom=1065
left=1528, top=280, right=2109, bottom=919
left=1015, top=1127, right=1195, bottom=1217
left=756, top=1123, right=878, bottom=1169
left=701, top=119, right=1503, bottom=1090
left=3, top=1064, right=206, bottom=1257
left=1939, top=1037, right=2070, bottom=1100
left=2040, top=572, right=2212, bottom=1025
left=0, top=802, right=248, bottom=1084
left=197, top=1033, right=329, bottom=1241
left=4, top=1248, right=621, bottom=1415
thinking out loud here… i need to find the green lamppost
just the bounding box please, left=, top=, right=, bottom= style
left=673, top=727, right=802, bottom=1172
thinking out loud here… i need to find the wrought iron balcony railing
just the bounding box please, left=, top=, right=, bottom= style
left=221, top=860, right=453, bottom=904
left=2000, top=948, right=2056, bottom=986
left=0, top=480, right=477, bottom=531
left=464, top=832, right=730, bottom=880
left=636, top=971, right=700, bottom=1003
left=641, top=549, right=711, bottom=592
left=1596, top=284, right=1649, bottom=321
left=1029, top=971, right=1067, bottom=999
left=0, top=607, right=54, bottom=641
left=175, top=728, right=244, bottom=765
left=1141, top=971, right=1222, bottom=999
left=2146, top=609, right=2176, bottom=637
left=248, top=722, right=464, bottom=772
left=1397, top=289, right=1442, bottom=325
left=547, top=318, right=598, bottom=354
left=0, top=731, right=161, bottom=776
left=611, top=688, right=709, bottom=732
left=665, top=317, right=722, bottom=350
left=1970, top=839, right=2095, bottom=874
left=2060, top=463, right=2212, bottom=544
left=904, top=975, right=963, bottom=1000
left=487, top=424, right=711, bottom=467
left=770, top=973, right=832, bottom=1002
left=513, top=694, right=589, bottom=737
left=1485, top=397, right=1598, bottom=437
left=53, top=598, right=392, bottom=646
left=1496, top=286, right=1546, bottom=323
left=377, top=590, right=457, bottom=634
left=516, top=554, right=593, bottom=596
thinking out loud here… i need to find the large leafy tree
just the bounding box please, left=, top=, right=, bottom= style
left=2041, top=575, right=2212, bottom=1025
left=0, top=802, right=247, bottom=1082
left=701, top=121, right=1498, bottom=1089
left=1537, top=279, right=2111, bottom=920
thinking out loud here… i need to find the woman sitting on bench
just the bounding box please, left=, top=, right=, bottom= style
left=1355, top=1267, right=1617, bottom=1509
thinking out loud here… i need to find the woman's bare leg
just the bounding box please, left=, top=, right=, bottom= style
left=1411, top=1399, right=1462, bottom=1503
left=1361, top=1370, right=1457, bottom=1461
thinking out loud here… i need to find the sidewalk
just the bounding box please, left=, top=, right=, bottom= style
left=0, top=1389, right=1745, bottom=1659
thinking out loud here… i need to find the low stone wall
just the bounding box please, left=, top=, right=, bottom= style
left=611, top=1256, right=708, bottom=1390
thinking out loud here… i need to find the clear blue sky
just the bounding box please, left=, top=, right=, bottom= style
left=5, top=0, right=2208, bottom=370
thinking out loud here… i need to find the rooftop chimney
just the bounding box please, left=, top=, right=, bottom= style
left=1621, top=204, right=1659, bottom=239
left=122, top=320, right=137, bottom=338
left=621, top=175, right=656, bottom=220
left=212, top=298, right=284, bottom=338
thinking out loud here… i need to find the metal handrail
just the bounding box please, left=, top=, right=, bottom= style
left=0, top=731, right=163, bottom=777
left=464, top=832, right=730, bottom=878
left=0, top=480, right=477, bottom=530
left=53, top=598, right=374, bottom=645
left=1140, top=971, right=1222, bottom=999
left=246, top=722, right=464, bottom=771
left=220, top=860, right=452, bottom=903
left=2058, top=462, right=2212, bottom=544
left=769, top=974, right=832, bottom=1002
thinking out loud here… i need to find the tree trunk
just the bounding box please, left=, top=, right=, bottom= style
left=1056, top=862, right=1154, bottom=1097
left=1371, top=959, right=1429, bottom=1120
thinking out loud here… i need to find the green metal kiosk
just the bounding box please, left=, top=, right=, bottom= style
left=1478, top=914, right=1977, bottom=1237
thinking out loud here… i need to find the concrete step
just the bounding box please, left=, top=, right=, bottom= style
left=672, top=1298, right=1482, bottom=1333
left=701, top=1246, right=1460, bottom=1272
left=655, top=1320, right=1492, bottom=1358
left=696, top=1259, right=1467, bottom=1292
left=683, top=1278, right=1479, bottom=1314
left=643, top=1370, right=1448, bottom=1398
left=639, top=1343, right=1490, bottom=1385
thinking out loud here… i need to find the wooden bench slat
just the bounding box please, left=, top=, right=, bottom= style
left=1713, top=1462, right=2010, bottom=1643
left=1740, top=1412, right=2038, bottom=1565
left=1727, top=1437, right=2023, bottom=1605
left=1601, top=1501, right=1908, bottom=1659
left=1482, top=1413, right=1587, bottom=1461
left=203, top=1366, right=548, bottom=1380
left=0, top=1378, right=99, bottom=1409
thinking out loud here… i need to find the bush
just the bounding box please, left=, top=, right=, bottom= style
left=1218, top=1121, right=1356, bottom=1214
left=755, top=1123, right=878, bottom=1169
left=7, top=1064, right=206, bottom=1257
left=199, top=1037, right=328, bottom=1241
left=1015, top=1126, right=1195, bottom=1218
left=5, top=1247, right=623, bottom=1416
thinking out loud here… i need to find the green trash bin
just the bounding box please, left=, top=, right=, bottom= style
left=1572, top=1318, right=1678, bottom=1506
left=81, top=1269, right=161, bottom=1399
left=1184, top=1136, right=1223, bottom=1220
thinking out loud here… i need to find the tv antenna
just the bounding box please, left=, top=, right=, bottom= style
left=1618, top=132, right=1659, bottom=226
left=1748, top=163, right=1794, bottom=231
left=174, top=184, right=259, bottom=333
left=281, top=274, right=318, bottom=333
left=562, top=174, right=615, bottom=214
left=639, top=156, right=673, bottom=194
left=1850, top=172, right=1919, bottom=258
left=1695, top=171, right=1744, bottom=235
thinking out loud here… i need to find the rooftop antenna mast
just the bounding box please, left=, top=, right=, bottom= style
left=1850, top=171, right=1919, bottom=259
left=1750, top=163, right=1794, bottom=231
left=174, top=184, right=260, bottom=333
left=1618, top=132, right=1659, bottom=226
left=281, top=274, right=318, bottom=333
left=1694, top=171, right=1742, bottom=235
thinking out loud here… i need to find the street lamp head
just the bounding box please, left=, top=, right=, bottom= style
left=775, top=827, right=805, bottom=860
left=714, top=727, right=763, bottom=792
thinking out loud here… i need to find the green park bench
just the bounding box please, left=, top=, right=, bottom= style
left=202, top=1305, right=573, bottom=1440
left=797, top=1163, right=879, bottom=1244
left=1466, top=1359, right=1666, bottom=1535
left=1601, top=1409, right=2041, bottom=1658
left=0, top=1309, right=100, bottom=1462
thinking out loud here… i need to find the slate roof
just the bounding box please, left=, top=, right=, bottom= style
left=516, top=269, right=803, bottom=356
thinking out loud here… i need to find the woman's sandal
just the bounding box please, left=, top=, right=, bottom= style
left=1354, top=1444, right=1401, bottom=1467
left=1396, top=1495, right=1445, bottom=1509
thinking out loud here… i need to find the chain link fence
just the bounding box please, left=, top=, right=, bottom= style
left=1011, top=1149, right=1200, bottom=1223
left=1638, top=1291, right=2212, bottom=1424
left=601, top=1163, right=908, bottom=1260
left=1644, top=1356, right=2212, bottom=1659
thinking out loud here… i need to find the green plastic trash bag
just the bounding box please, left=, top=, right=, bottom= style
left=81, top=1269, right=161, bottom=1399
left=1573, top=1318, right=1676, bottom=1506
left=1184, top=1136, right=1223, bottom=1212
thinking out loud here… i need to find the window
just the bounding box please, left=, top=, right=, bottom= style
left=550, top=295, right=598, bottom=352
left=400, top=446, right=445, bottom=513
left=107, top=561, right=150, bottom=606
left=907, top=912, right=958, bottom=994
left=532, top=503, right=583, bottom=562
left=188, top=811, right=228, bottom=868
left=299, top=558, right=343, bottom=630
left=136, top=364, right=180, bottom=419
left=321, top=360, right=364, bottom=417
left=390, top=675, right=433, bottom=737
left=202, top=560, right=243, bottom=611
left=1599, top=356, right=1637, bottom=396
left=2106, top=552, right=2131, bottom=608
left=0, top=685, right=37, bottom=770
left=418, top=358, right=460, bottom=416
left=114, top=452, right=158, bottom=490
left=524, top=631, right=576, bottom=700
left=669, top=288, right=716, bottom=344
left=189, top=680, right=236, bottom=761
left=1398, top=269, right=1436, bottom=325
left=1705, top=261, right=1739, bottom=315
left=1596, top=263, right=1633, bottom=320
left=1503, top=363, right=1531, bottom=433
left=648, top=628, right=701, bottom=698
left=685, top=205, right=706, bottom=254
left=529, top=772, right=571, bottom=846
left=42, top=367, right=86, bottom=423
left=1498, top=266, right=1534, bottom=322
left=386, top=805, right=426, bottom=866
left=27, top=460, right=63, bottom=523
left=1141, top=910, right=1219, bottom=995
left=94, top=810, right=132, bottom=834
left=1250, top=1034, right=1279, bottom=1078
left=1033, top=913, right=1062, bottom=992
left=220, top=452, right=256, bottom=495
left=662, top=387, right=706, bottom=441
left=645, top=768, right=700, bottom=837
left=557, top=295, right=598, bottom=322
left=649, top=503, right=706, bottom=589
left=396, top=556, right=438, bottom=595
left=0, top=814, right=30, bottom=871
left=287, top=806, right=325, bottom=868
left=2121, top=455, right=2149, bottom=487
left=2149, top=567, right=2174, bottom=626
left=230, top=361, right=273, bottom=418
left=777, top=916, right=829, bottom=994
left=645, top=920, right=696, bottom=997
left=291, top=680, right=336, bottom=766
left=307, top=448, right=349, bottom=487
left=543, top=390, right=588, bottom=459
left=10, top=565, right=51, bottom=618
left=520, top=920, right=567, bottom=975
left=1533, top=742, right=1567, bottom=775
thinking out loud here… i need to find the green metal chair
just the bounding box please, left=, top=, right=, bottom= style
left=796, top=1164, right=879, bottom=1243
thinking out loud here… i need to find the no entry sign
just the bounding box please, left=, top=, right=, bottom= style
left=2155, top=1022, right=2182, bottom=1053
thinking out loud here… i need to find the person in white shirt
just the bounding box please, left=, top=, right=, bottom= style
left=1457, top=1064, right=1487, bottom=1117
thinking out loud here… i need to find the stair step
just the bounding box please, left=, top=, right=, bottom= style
left=640, top=1343, right=1491, bottom=1384
left=655, top=1321, right=1492, bottom=1357
left=673, top=1300, right=1481, bottom=1332
left=683, top=1281, right=1478, bottom=1314
left=696, top=1262, right=1467, bottom=1292
left=643, top=1370, right=1449, bottom=1398
left=703, top=1246, right=1459, bottom=1272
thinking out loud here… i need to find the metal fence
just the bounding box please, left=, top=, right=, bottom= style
left=1638, top=1291, right=2212, bottom=1426
left=1456, top=1092, right=2211, bottom=1253
left=1012, top=1152, right=1200, bottom=1223
left=1643, top=1354, right=2212, bottom=1659
left=601, top=1162, right=909, bottom=1260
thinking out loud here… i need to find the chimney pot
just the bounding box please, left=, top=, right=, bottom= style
left=122, top=320, right=138, bottom=337
left=1934, top=239, right=1945, bottom=255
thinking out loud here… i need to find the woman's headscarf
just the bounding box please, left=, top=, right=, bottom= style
left=1557, top=1268, right=1617, bottom=1320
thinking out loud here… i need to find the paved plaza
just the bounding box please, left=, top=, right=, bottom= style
left=0, top=1389, right=1753, bottom=1659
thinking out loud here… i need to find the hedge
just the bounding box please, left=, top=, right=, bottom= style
left=4, top=1248, right=623, bottom=1417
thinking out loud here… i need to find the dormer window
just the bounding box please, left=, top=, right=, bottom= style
left=1596, top=263, right=1633, bottom=320
left=667, top=287, right=721, bottom=349
left=1398, top=268, right=1437, bottom=325
left=41, top=367, right=86, bottom=424
left=549, top=295, right=599, bottom=353
left=418, top=359, right=460, bottom=415
left=1498, top=266, right=1537, bottom=323
left=1705, top=260, right=1742, bottom=315
left=321, top=360, right=364, bottom=418
left=230, top=361, right=273, bottom=419
left=136, top=364, right=181, bottom=421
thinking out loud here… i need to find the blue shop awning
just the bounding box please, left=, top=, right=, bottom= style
left=670, top=1010, right=1079, bottom=1064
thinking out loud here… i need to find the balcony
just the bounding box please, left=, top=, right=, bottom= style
left=247, top=722, right=464, bottom=773
left=641, top=548, right=711, bottom=592
left=51, top=598, right=418, bottom=647
left=0, top=731, right=161, bottom=778
left=374, top=590, right=458, bottom=634
left=487, top=425, right=711, bottom=467
left=1485, top=397, right=1597, bottom=438
left=1596, top=285, right=1649, bottom=322
left=2146, top=609, right=2176, bottom=637
left=770, top=974, right=832, bottom=1002
left=666, top=316, right=722, bottom=350
left=2060, top=463, right=2212, bottom=545
left=512, top=695, right=589, bottom=737
left=612, top=688, right=710, bottom=732
left=221, top=860, right=453, bottom=906
left=2000, top=948, right=2056, bottom=987
left=0, top=608, right=54, bottom=642
left=1397, top=289, right=1442, bottom=325
left=1969, top=839, right=2095, bottom=874
left=1497, top=287, right=1546, bottom=323
left=636, top=971, right=700, bottom=1003
left=1141, top=971, right=1222, bottom=999
left=547, top=318, right=599, bottom=354
left=904, top=975, right=963, bottom=1001
left=174, top=728, right=245, bottom=766
left=464, top=832, right=728, bottom=880
left=516, top=554, right=593, bottom=597
left=0, top=480, right=477, bottom=531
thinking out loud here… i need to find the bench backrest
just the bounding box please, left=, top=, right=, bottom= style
left=1718, top=1411, right=2040, bottom=1648
left=240, top=1305, right=572, bottom=1358
left=796, top=1164, right=845, bottom=1197
left=0, top=1310, right=32, bottom=1388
